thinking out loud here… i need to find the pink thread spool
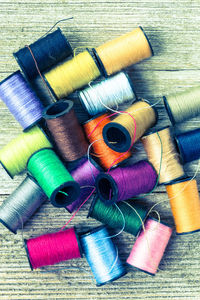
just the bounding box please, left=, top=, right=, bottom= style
left=126, top=218, right=172, bottom=275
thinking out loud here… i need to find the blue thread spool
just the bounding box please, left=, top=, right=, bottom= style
left=80, top=226, right=126, bottom=286
left=175, top=128, right=200, bottom=164
left=14, top=28, right=72, bottom=81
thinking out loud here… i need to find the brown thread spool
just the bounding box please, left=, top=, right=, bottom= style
left=43, top=100, right=88, bottom=162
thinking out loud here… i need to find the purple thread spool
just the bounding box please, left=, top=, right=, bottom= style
left=0, top=71, right=44, bottom=131
left=66, top=157, right=102, bottom=213
left=96, top=160, right=157, bottom=205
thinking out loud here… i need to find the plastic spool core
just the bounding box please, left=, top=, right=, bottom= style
left=96, top=173, right=118, bottom=204
left=44, top=100, right=73, bottom=119
left=103, top=123, right=131, bottom=152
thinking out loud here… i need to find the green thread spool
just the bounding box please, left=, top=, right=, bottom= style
left=27, top=148, right=80, bottom=207
left=88, top=197, right=147, bottom=236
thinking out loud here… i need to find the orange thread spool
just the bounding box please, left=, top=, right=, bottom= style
left=166, top=178, right=200, bottom=234
left=83, top=113, right=131, bottom=169
left=94, top=27, right=153, bottom=76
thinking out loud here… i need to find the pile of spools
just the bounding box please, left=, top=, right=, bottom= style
left=0, top=25, right=200, bottom=286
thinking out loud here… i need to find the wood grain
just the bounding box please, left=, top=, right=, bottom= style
left=0, top=1, right=200, bottom=299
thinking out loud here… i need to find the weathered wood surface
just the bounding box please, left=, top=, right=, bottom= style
left=0, top=1, right=200, bottom=299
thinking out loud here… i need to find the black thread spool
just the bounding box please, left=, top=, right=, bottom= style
left=13, top=28, right=72, bottom=81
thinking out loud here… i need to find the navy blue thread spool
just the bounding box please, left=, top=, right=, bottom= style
left=13, top=28, right=72, bottom=81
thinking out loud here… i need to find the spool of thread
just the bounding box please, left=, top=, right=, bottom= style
left=80, top=226, right=126, bottom=286
left=88, top=196, right=147, bottom=236
left=0, top=126, right=52, bottom=178
left=127, top=218, right=172, bottom=275
left=66, top=158, right=102, bottom=213
left=96, top=160, right=157, bottom=205
left=175, top=128, right=200, bottom=164
left=103, top=100, right=157, bottom=153
left=163, top=86, right=200, bottom=124
left=44, top=50, right=101, bottom=99
left=14, top=28, right=72, bottom=81
left=27, top=148, right=80, bottom=207
left=0, top=71, right=44, bottom=131
left=165, top=178, right=200, bottom=234
left=25, top=227, right=82, bottom=269
left=79, top=72, right=137, bottom=116
left=43, top=100, right=88, bottom=162
left=31, top=76, right=56, bottom=107
left=83, top=113, right=131, bottom=169
left=0, top=175, right=47, bottom=234
left=141, top=127, right=185, bottom=184
left=93, top=27, right=153, bottom=76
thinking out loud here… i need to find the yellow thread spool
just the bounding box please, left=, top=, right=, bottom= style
left=0, top=126, right=52, bottom=178
left=94, top=27, right=153, bottom=76
left=141, top=127, right=184, bottom=184
left=166, top=178, right=200, bottom=234
left=103, top=100, right=157, bottom=152
left=44, top=51, right=101, bottom=99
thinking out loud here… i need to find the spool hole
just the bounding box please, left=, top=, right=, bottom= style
left=106, top=127, right=126, bottom=148
left=46, top=102, right=69, bottom=116
left=98, top=178, right=113, bottom=201
left=56, top=186, right=76, bottom=206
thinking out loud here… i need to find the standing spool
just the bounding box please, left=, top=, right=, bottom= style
left=175, top=128, right=200, bottom=164
left=127, top=218, right=172, bottom=275
left=0, top=175, right=47, bottom=234
left=80, top=226, right=126, bottom=286
left=0, top=126, right=52, bottom=178
left=25, top=227, right=82, bottom=270
left=163, top=86, right=200, bottom=124
left=93, top=27, right=153, bottom=76
left=96, top=160, right=157, bottom=205
left=141, top=127, right=185, bottom=184
left=43, top=100, right=88, bottom=162
left=83, top=113, right=131, bottom=169
left=79, top=72, right=137, bottom=116
left=14, top=28, right=72, bottom=81
left=27, top=148, right=80, bottom=208
left=44, top=50, right=101, bottom=99
left=0, top=71, right=44, bottom=131
left=88, top=196, right=147, bottom=236
left=165, top=178, right=200, bottom=234
left=103, top=100, right=157, bottom=153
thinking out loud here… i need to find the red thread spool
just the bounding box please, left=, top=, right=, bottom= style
left=25, top=227, right=82, bottom=269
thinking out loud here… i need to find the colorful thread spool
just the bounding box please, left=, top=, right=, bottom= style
left=14, top=28, right=72, bottom=81
left=80, top=226, right=126, bottom=286
left=96, top=160, right=157, bottom=205
left=93, top=27, right=153, bottom=76
left=165, top=178, right=200, bottom=234
left=175, top=128, right=200, bottom=164
left=0, top=71, right=44, bottom=131
left=25, top=227, right=82, bottom=270
left=31, top=76, right=56, bottom=107
left=79, top=72, right=137, bottom=116
left=103, top=100, right=157, bottom=153
left=88, top=197, right=147, bottom=236
left=44, top=50, right=101, bottom=99
left=141, top=127, right=184, bottom=184
left=0, top=175, right=47, bottom=234
left=127, top=218, right=172, bottom=275
left=0, top=126, right=52, bottom=178
left=83, top=113, right=131, bottom=169
left=43, top=100, right=88, bottom=162
left=27, top=148, right=80, bottom=207
left=66, top=158, right=102, bottom=213
left=163, top=86, right=200, bottom=124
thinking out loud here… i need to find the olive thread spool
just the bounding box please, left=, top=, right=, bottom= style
left=27, top=148, right=80, bottom=207
left=0, top=126, right=52, bottom=178
left=14, top=28, right=72, bottom=81
left=93, top=27, right=153, bottom=77
left=103, top=100, right=157, bottom=153
left=0, top=175, right=47, bottom=234
left=80, top=226, right=126, bottom=286
left=43, top=100, right=88, bottom=162
left=88, top=197, right=147, bottom=236
left=0, top=71, right=44, bottom=131
left=141, top=127, right=185, bottom=184
left=165, top=178, right=200, bottom=234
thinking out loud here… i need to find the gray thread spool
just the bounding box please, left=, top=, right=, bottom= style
left=0, top=175, right=47, bottom=234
